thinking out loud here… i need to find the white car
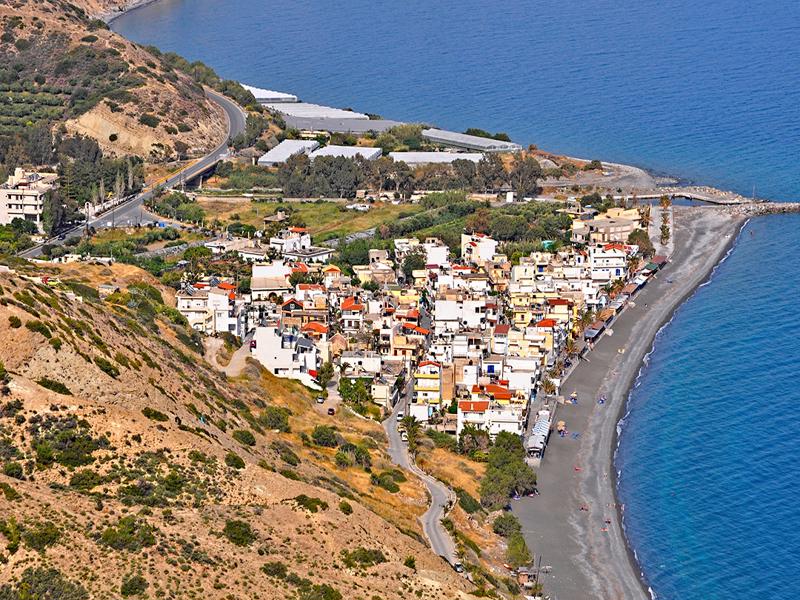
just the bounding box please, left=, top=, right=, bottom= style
left=316, top=396, right=325, bottom=404
left=400, top=431, right=409, bottom=443
left=396, top=410, right=404, bottom=420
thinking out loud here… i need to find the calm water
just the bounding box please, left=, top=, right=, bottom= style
left=114, top=2, right=800, bottom=598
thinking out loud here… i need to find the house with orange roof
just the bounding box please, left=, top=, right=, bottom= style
left=340, top=295, right=366, bottom=333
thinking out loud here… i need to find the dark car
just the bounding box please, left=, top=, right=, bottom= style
left=452, top=562, right=464, bottom=573
left=327, top=407, right=335, bottom=416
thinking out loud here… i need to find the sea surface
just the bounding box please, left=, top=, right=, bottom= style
left=113, top=2, right=800, bottom=598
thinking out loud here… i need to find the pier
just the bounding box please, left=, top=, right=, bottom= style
left=614, top=185, right=764, bottom=205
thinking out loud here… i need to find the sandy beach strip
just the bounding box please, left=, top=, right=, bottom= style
left=513, top=206, right=746, bottom=600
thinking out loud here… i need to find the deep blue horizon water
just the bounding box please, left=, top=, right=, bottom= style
left=113, top=2, right=800, bottom=598
left=112, top=0, right=800, bottom=201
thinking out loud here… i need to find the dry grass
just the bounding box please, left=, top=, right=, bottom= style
left=196, top=197, right=423, bottom=240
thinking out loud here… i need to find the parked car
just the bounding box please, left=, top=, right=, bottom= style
left=400, top=431, right=408, bottom=442
left=327, top=407, right=335, bottom=416
left=452, top=562, right=464, bottom=573
left=396, top=410, right=404, bottom=420
left=316, top=396, right=325, bottom=404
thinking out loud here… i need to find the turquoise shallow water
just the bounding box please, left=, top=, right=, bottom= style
left=113, top=2, right=800, bottom=597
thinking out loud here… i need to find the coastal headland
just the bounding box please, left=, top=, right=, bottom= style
left=513, top=205, right=747, bottom=599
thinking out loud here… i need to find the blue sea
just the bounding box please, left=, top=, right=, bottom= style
left=113, top=2, right=800, bottom=598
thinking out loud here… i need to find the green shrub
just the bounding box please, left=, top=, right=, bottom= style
left=223, top=519, right=255, bottom=546
left=338, top=500, right=353, bottom=515
left=311, top=425, right=338, bottom=447
left=370, top=472, right=399, bottom=493
left=142, top=407, right=168, bottom=422
left=100, top=516, right=155, bottom=552
left=94, top=356, right=119, bottom=378
left=22, top=520, right=60, bottom=552
left=232, top=429, right=256, bottom=446
left=0, top=567, right=87, bottom=600
left=3, top=461, right=23, bottom=479
left=456, top=488, right=482, bottom=514
left=120, top=574, right=148, bottom=597
left=49, top=337, right=62, bottom=352
left=25, top=319, right=52, bottom=338
left=293, top=495, right=328, bottom=513
left=340, top=547, right=386, bottom=569
left=258, top=406, right=290, bottom=432
left=139, top=113, right=160, bottom=128
left=403, top=555, right=416, bottom=570
left=492, top=513, right=522, bottom=537
left=70, top=469, right=103, bottom=491
left=0, top=481, right=20, bottom=501
left=279, top=468, right=301, bottom=480
left=225, top=451, right=245, bottom=470
left=36, top=378, right=72, bottom=396
left=270, top=441, right=300, bottom=466
left=8, top=315, right=21, bottom=328
left=261, top=560, right=288, bottom=579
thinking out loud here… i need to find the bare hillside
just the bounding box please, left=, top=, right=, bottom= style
left=0, top=265, right=470, bottom=599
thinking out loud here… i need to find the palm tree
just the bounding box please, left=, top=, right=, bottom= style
left=400, top=416, right=422, bottom=454
left=565, top=337, right=577, bottom=358
left=638, top=204, right=652, bottom=229
left=659, top=195, right=672, bottom=211
left=541, top=378, right=556, bottom=396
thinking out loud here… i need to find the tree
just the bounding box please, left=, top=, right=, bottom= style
left=400, top=416, right=422, bottom=453
left=479, top=431, right=537, bottom=509
left=10, top=218, right=38, bottom=235
left=41, top=190, right=67, bottom=236
left=401, top=251, right=426, bottom=281
left=509, top=154, right=542, bottom=199
left=458, top=425, right=491, bottom=455
left=506, top=532, right=532, bottom=568
left=660, top=223, right=671, bottom=244
left=317, top=361, right=335, bottom=389
left=475, top=154, right=505, bottom=192
left=627, top=229, right=654, bottom=257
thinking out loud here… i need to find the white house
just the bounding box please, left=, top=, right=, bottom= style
left=269, top=227, right=312, bottom=255
left=0, top=169, right=57, bottom=233
left=250, top=324, right=320, bottom=388
left=461, top=232, right=498, bottom=266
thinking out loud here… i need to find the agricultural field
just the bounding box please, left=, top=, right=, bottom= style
left=195, top=196, right=425, bottom=241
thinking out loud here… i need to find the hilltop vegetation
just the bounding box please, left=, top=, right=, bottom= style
left=0, top=0, right=227, bottom=160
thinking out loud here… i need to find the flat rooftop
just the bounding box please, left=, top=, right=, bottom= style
left=389, top=151, right=484, bottom=165
left=257, top=139, right=319, bottom=165
left=282, top=116, right=404, bottom=133
left=422, top=128, right=522, bottom=152
left=265, top=102, right=370, bottom=120
left=242, top=84, right=298, bottom=103
left=309, top=145, right=382, bottom=161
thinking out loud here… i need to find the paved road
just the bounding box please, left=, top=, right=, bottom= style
left=20, top=88, right=247, bottom=258
left=383, top=400, right=457, bottom=564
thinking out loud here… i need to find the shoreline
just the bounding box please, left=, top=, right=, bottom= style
left=609, top=212, right=750, bottom=598
left=513, top=205, right=747, bottom=599
left=101, top=0, right=163, bottom=24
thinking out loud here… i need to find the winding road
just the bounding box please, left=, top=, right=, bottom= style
left=383, top=401, right=457, bottom=564
left=20, top=88, right=246, bottom=258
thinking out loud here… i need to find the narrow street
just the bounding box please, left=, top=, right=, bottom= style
left=383, top=400, right=457, bottom=564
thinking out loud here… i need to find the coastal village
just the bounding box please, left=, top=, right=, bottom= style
left=1, top=2, right=798, bottom=600
left=3, top=80, right=692, bottom=598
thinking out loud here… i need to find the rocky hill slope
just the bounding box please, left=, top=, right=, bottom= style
left=0, top=262, right=471, bottom=600
left=0, top=0, right=226, bottom=159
